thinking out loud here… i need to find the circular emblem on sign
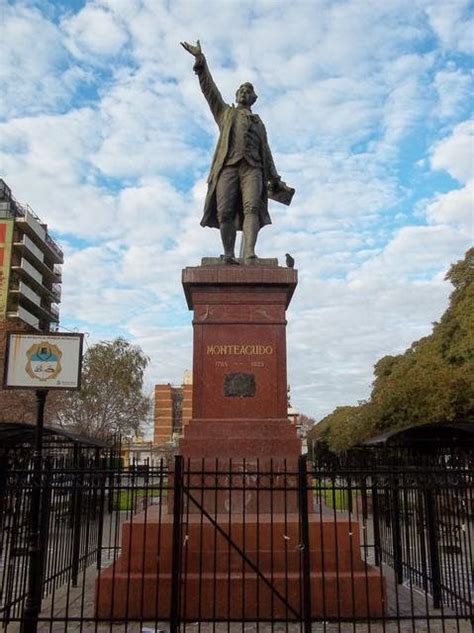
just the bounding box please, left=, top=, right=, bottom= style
left=25, top=342, right=62, bottom=382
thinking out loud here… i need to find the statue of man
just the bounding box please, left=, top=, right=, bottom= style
left=181, top=40, right=289, bottom=264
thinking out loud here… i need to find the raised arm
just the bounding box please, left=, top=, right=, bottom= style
left=180, top=40, right=227, bottom=126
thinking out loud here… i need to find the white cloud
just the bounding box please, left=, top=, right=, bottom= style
left=97, top=0, right=142, bottom=21
left=62, top=241, right=153, bottom=325
left=425, top=181, right=474, bottom=230
left=0, top=108, right=117, bottom=237
left=62, top=4, right=129, bottom=59
left=349, top=225, right=471, bottom=283
left=430, top=119, right=474, bottom=183
left=90, top=76, right=204, bottom=179
left=0, top=3, right=72, bottom=119
left=425, top=0, right=474, bottom=55
left=422, top=120, right=474, bottom=242
left=434, top=68, right=473, bottom=120
left=135, top=325, right=193, bottom=388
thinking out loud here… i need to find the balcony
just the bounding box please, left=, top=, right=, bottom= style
left=7, top=304, right=39, bottom=329
left=50, top=303, right=60, bottom=320
left=18, top=293, right=60, bottom=324
left=14, top=233, right=45, bottom=264
left=14, top=208, right=63, bottom=264
left=13, top=243, right=61, bottom=283
left=51, top=283, right=62, bottom=302
left=11, top=260, right=62, bottom=305
left=15, top=207, right=46, bottom=242
left=11, top=257, right=43, bottom=285
left=0, top=178, right=64, bottom=262
left=9, top=280, right=41, bottom=306
left=53, top=264, right=62, bottom=282
left=45, top=233, right=64, bottom=263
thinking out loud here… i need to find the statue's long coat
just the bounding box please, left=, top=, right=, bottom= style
left=194, top=55, right=279, bottom=230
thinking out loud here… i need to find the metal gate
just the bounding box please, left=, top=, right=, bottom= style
left=169, top=455, right=312, bottom=631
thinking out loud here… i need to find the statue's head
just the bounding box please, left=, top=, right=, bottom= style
left=235, top=82, right=258, bottom=107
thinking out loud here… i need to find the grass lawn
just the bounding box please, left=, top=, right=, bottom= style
left=112, top=485, right=167, bottom=511
left=313, top=482, right=352, bottom=511
left=322, top=487, right=351, bottom=510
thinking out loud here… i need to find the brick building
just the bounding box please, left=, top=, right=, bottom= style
left=153, top=371, right=193, bottom=446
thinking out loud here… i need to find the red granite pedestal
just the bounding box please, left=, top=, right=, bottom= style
left=96, top=263, right=385, bottom=619
left=180, top=264, right=300, bottom=466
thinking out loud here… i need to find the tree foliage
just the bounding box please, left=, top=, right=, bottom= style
left=57, top=337, right=151, bottom=439
left=308, top=248, right=474, bottom=452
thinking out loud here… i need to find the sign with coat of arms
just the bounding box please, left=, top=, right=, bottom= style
left=4, top=333, right=83, bottom=389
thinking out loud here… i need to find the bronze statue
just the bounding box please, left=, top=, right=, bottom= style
left=181, top=40, right=294, bottom=264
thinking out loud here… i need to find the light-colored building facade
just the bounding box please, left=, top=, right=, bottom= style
left=0, top=179, right=63, bottom=332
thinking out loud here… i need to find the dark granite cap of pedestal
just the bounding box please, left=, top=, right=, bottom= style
left=182, top=264, right=298, bottom=309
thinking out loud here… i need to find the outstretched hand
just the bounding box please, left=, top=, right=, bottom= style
left=180, top=40, right=202, bottom=57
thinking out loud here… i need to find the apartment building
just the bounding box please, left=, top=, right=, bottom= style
left=0, top=179, right=63, bottom=332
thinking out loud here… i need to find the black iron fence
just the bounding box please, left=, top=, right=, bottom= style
left=0, top=447, right=472, bottom=632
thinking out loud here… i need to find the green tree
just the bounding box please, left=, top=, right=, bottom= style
left=57, top=337, right=151, bottom=439
left=308, top=404, right=376, bottom=453
left=310, top=248, right=474, bottom=452
left=436, top=247, right=474, bottom=365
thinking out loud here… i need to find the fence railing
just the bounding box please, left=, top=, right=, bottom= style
left=0, top=448, right=472, bottom=633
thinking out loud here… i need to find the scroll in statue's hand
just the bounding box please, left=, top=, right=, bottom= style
left=268, top=178, right=295, bottom=206
left=268, top=176, right=283, bottom=192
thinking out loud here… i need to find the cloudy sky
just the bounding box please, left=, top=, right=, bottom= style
left=1, top=0, right=472, bottom=421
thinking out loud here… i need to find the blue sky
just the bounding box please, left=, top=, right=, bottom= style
left=1, top=0, right=473, bottom=421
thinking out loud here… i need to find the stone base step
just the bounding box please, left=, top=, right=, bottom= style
left=96, top=509, right=385, bottom=619
left=96, top=567, right=385, bottom=619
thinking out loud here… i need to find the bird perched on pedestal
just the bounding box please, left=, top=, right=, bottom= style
left=285, top=253, right=295, bottom=268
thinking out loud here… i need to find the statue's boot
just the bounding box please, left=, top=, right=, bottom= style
left=220, top=221, right=240, bottom=265
left=243, top=213, right=259, bottom=262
